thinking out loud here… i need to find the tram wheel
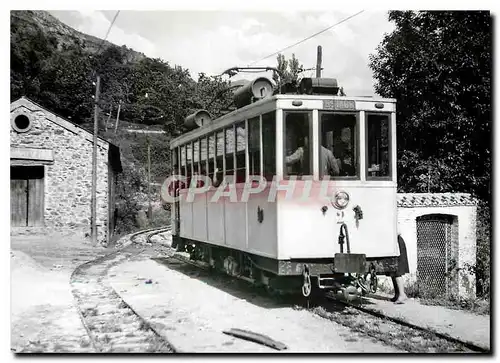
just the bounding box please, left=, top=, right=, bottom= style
left=301, top=268, right=312, bottom=298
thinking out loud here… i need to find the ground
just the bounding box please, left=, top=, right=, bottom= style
left=10, top=231, right=112, bottom=352
left=10, top=230, right=491, bottom=353
left=108, top=256, right=400, bottom=352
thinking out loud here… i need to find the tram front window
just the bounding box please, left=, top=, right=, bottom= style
left=284, top=112, right=312, bottom=177
left=320, top=113, right=358, bottom=178
left=367, top=114, right=391, bottom=178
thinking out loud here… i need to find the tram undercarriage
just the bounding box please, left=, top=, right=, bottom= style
left=172, top=235, right=400, bottom=301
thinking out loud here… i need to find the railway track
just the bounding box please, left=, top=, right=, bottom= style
left=70, top=227, right=174, bottom=353
left=320, top=293, right=488, bottom=353
left=168, top=250, right=486, bottom=353
left=70, top=230, right=487, bottom=353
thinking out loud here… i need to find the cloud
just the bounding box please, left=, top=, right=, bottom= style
left=73, top=10, right=159, bottom=58
left=51, top=10, right=395, bottom=95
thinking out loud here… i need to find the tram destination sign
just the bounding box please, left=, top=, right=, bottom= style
left=323, top=99, right=356, bottom=111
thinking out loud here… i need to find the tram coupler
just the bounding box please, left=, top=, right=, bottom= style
left=321, top=274, right=362, bottom=302
left=338, top=223, right=351, bottom=254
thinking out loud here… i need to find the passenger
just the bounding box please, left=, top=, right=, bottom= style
left=286, top=137, right=340, bottom=176
left=339, top=155, right=356, bottom=176
left=391, top=234, right=409, bottom=304
left=334, top=127, right=355, bottom=176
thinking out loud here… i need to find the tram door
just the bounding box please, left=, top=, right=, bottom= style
left=171, top=148, right=181, bottom=236
left=174, top=189, right=180, bottom=235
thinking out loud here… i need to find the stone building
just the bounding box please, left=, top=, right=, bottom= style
left=10, top=97, right=122, bottom=245
left=396, top=193, right=477, bottom=299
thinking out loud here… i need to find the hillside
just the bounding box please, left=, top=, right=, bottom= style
left=10, top=10, right=208, bottom=235
left=11, top=10, right=145, bottom=63
left=11, top=10, right=232, bottom=126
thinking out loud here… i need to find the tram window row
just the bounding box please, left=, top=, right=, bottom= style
left=172, top=111, right=392, bottom=188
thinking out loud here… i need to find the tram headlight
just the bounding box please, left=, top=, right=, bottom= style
left=332, top=191, right=350, bottom=209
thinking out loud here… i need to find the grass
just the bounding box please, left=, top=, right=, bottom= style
left=146, top=340, right=171, bottom=353
left=310, top=305, right=469, bottom=353
left=52, top=342, right=65, bottom=352
left=379, top=277, right=490, bottom=316
left=100, top=334, right=111, bottom=344
left=79, top=338, right=91, bottom=348
left=420, top=296, right=490, bottom=315
left=104, top=322, right=123, bottom=333
left=82, top=307, right=98, bottom=317
left=138, top=320, right=149, bottom=331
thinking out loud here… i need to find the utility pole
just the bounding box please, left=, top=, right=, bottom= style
left=105, top=105, right=113, bottom=131
left=91, top=74, right=101, bottom=245
left=147, top=135, right=152, bottom=220
left=316, top=45, right=322, bottom=78
left=114, top=100, right=122, bottom=134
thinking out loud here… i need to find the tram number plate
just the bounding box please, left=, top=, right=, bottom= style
left=334, top=253, right=366, bottom=273
left=323, top=99, right=356, bottom=111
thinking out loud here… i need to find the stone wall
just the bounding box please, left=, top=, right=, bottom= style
left=396, top=194, right=477, bottom=299
left=10, top=99, right=110, bottom=245
left=397, top=205, right=477, bottom=298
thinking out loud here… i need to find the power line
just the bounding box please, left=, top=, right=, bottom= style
left=96, top=10, right=121, bottom=56
left=248, top=10, right=365, bottom=66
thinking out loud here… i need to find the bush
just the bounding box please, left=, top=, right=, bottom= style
left=114, top=161, right=148, bottom=235
left=475, top=200, right=490, bottom=298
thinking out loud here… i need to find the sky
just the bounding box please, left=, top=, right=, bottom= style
left=49, top=10, right=395, bottom=96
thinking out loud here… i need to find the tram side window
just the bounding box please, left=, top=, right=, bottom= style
left=180, top=145, right=187, bottom=189
left=262, top=112, right=276, bottom=180
left=284, top=111, right=312, bottom=177
left=367, top=114, right=391, bottom=178
left=186, top=143, right=193, bottom=186
left=225, top=127, right=235, bottom=182
left=235, top=122, right=246, bottom=183
left=320, top=113, right=358, bottom=178
left=193, top=140, right=200, bottom=176
left=215, top=131, right=224, bottom=186
left=248, top=116, right=261, bottom=177
left=172, top=148, right=178, bottom=176
left=208, top=134, right=216, bottom=184
left=200, top=137, right=208, bottom=176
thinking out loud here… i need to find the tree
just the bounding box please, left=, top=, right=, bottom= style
left=192, top=73, right=232, bottom=116
left=10, top=15, right=58, bottom=102
left=41, top=42, right=95, bottom=123
left=369, top=11, right=491, bottom=203
left=273, top=53, right=303, bottom=86
left=370, top=11, right=491, bottom=298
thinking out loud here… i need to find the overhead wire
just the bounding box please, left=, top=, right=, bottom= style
left=248, top=10, right=365, bottom=66
left=95, top=10, right=121, bottom=57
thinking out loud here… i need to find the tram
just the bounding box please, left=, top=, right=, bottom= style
left=166, top=68, right=400, bottom=299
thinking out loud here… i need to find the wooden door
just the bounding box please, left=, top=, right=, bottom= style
left=11, top=166, right=44, bottom=227
left=11, top=179, right=28, bottom=227
left=27, top=177, right=44, bottom=226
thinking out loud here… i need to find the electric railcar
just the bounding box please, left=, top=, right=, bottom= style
left=167, top=71, right=401, bottom=300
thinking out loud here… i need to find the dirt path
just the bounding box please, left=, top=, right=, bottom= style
left=10, top=233, right=113, bottom=352
left=108, top=253, right=402, bottom=353
left=11, top=250, right=94, bottom=352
